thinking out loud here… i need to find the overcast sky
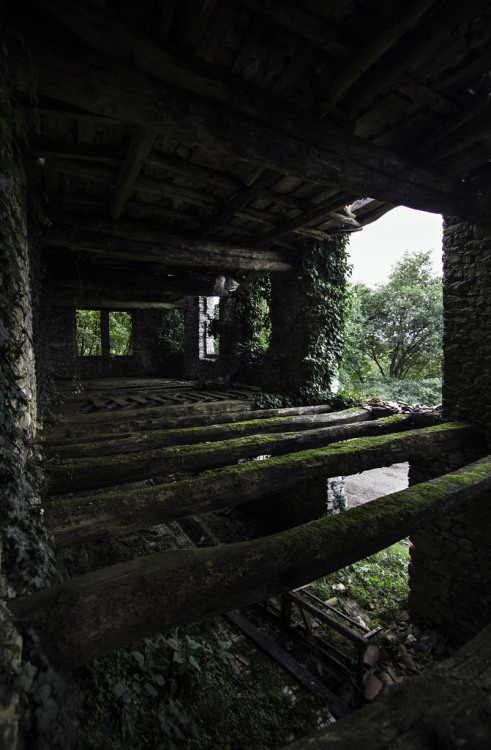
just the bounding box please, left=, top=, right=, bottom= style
left=347, top=206, right=443, bottom=287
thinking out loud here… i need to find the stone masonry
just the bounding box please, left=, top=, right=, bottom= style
left=408, top=217, right=491, bottom=645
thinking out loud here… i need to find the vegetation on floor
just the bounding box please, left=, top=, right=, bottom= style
left=310, top=541, right=410, bottom=624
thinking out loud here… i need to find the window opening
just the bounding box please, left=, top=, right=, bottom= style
left=76, top=309, right=132, bottom=357
left=199, top=296, right=220, bottom=359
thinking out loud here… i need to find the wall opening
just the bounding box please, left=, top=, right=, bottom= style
left=199, top=296, right=220, bottom=359
left=76, top=310, right=133, bottom=357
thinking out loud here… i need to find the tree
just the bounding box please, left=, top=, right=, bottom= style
left=340, top=251, right=442, bottom=401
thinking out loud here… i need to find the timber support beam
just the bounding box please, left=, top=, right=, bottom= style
left=12, top=454, right=491, bottom=670
left=43, top=422, right=483, bottom=547
left=46, top=414, right=413, bottom=494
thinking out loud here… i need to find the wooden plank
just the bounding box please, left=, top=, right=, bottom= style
left=110, top=397, right=131, bottom=407
left=89, top=397, right=107, bottom=409
left=327, top=0, right=440, bottom=104
left=109, top=127, right=156, bottom=218
left=43, top=408, right=374, bottom=458
left=43, top=422, right=481, bottom=546
left=45, top=414, right=412, bottom=495
left=12, top=454, right=491, bottom=669
left=17, top=27, right=467, bottom=218
left=241, top=0, right=351, bottom=58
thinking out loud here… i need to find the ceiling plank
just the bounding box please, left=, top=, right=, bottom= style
left=108, top=127, right=157, bottom=218
left=30, top=0, right=462, bottom=198
left=15, top=43, right=466, bottom=219
left=241, top=0, right=352, bottom=58
left=326, top=0, right=439, bottom=105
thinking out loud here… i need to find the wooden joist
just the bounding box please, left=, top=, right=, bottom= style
left=44, top=422, right=482, bottom=547
left=43, top=402, right=340, bottom=442
left=12, top=454, right=491, bottom=669
left=108, top=127, right=156, bottom=219
left=44, top=407, right=374, bottom=459
left=16, top=31, right=467, bottom=219
left=43, top=224, right=294, bottom=272
left=46, top=414, right=412, bottom=494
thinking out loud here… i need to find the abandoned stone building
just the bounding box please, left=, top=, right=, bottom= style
left=1, top=0, right=491, bottom=746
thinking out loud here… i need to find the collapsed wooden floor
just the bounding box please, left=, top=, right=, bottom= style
left=12, top=378, right=491, bottom=672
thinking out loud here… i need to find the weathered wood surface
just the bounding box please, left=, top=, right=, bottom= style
left=32, top=0, right=461, bottom=198
left=44, top=422, right=483, bottom=547
left=281, top=619, right=491, bottom=749
left=44, top=407, right=373, bottom=458
left=43, top=399, right=255, bottom=441
left=42, top=402, right=343, bottom=442
left=108, top=127, right=156, bottom=219
left=13, top=454, right=491, bottom=669
left=16, top=36, right=467, bottom=219
left=46, top=414, right=412, bottom=494
left=44, top=225, right=294, bottom=272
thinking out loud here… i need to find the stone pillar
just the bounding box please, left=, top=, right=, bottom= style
left=265, top=268, right=326, bottom=392
left=49, top=307, right=77, bottom=379
left=408, top=218, right=491, bottom=644
left=264, top=238, right=349, bottom=395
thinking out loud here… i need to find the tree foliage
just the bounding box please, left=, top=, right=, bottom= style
left=76, top=310, right=132, bottom=357
left=340, top=251, right=442, bottom=403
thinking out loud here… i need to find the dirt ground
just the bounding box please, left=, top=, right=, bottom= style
left=345, top=463, right=409, bottom=508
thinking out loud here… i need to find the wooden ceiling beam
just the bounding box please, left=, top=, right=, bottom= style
left=325, top=0, right=439, bottom=105
left=47, top=263, right=222, bottom=298
left=108, top=127, right=157, bottom=218
left=42, top=221, right=295, bottom=272
left=240, top=0, right=352, bottom=58
left=16, top=43, right=466, bottom=220
left=53, top=298, right=184, bottom=310
left=29, top=0, right=463, bottom=200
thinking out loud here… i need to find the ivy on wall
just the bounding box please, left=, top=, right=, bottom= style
left=157, top=308, right=185, bottom=375
left=223, top=275, right=271, bottom=379
left=300, top=236, right=353, bottom=393
left=257, top=237, right=355, bottom=407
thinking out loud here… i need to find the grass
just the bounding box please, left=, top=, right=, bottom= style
left=309, top=541, right=411, bottom=624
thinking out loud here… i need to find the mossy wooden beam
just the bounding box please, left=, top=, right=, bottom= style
left=43, top=402, right=347, bottom=443
left=13, top=454, right=491, bottom=669
left=44, top=399, right=256, bottom=442
left=46, top=414, right=412, bottom=494
left=44, top=407, right=373, bottom=458
left=44, top=422, right=483, bottom=547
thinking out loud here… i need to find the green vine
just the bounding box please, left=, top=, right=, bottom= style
left=219, top=275, right=271, bottom=381
left=157, top=308, right=185, bottom=376
left=257, top=237, right=355, bottom=407
left=301, top=236, right=353, bottom=390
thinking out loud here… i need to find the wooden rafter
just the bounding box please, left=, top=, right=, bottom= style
left=108, top=127, right=157, bottom=219
left=23, top=2, right=467, bottom=206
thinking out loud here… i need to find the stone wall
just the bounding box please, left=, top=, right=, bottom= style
left=0, top=172, right=38, bottom=747
left=408, top=217, right=491, bottom=645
